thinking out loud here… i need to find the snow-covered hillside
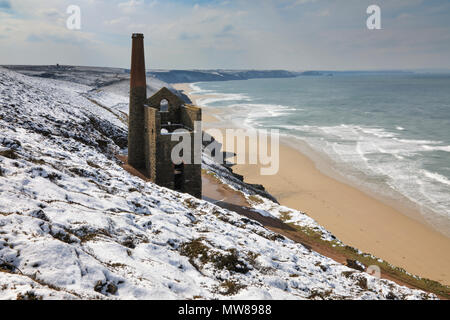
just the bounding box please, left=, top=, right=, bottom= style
left=0, top=68, right=435, bottom=300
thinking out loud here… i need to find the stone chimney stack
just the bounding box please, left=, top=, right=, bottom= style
left=128, top=33, right=147, bottom=169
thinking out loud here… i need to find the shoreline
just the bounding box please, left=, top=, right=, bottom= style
left=279, top=134, right=438, bottom=230
left=173, top=82, right=450, bottom=286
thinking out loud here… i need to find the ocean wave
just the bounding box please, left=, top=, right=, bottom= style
left=422, top=145, right=450, bottom=152
left=229, top=103, right=298, bottom=118
left=196, top=93, right=252, bottom=107
left=189, top=82, right=215, bottom=95
left=395, top=138, right=444, bottom=145
left=422, top=170, right=450, bottom=186
left=216, top=103, right=299, bottom=129
left=281, top=125, right=449, bottom=155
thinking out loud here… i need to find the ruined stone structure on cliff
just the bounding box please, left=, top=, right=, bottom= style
left=128, top=33, right=202, bottom=198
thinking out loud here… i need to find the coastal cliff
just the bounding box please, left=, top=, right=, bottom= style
left=0, top=66, right=443, bottom=299
left=149, top=69, right=297, bottom=83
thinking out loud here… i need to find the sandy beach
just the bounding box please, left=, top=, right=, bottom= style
left=173, top=82, right=450, bottom=286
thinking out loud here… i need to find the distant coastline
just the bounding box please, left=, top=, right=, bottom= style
left=149, top=69, right=419, bottom=84
left=3, top=64, right=425, bottom=85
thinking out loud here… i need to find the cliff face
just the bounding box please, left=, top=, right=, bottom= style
left=149, top=69, right=297, bottom=83
left=0, top=67, right=435, bottom=300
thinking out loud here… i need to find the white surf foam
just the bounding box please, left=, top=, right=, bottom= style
left=197, top=94, right=251, bottom=107
left=189, top=82, right=214, bottom=95
left=422, top=170, right=450, bottom=186
left=422, top=145, right=450, bottom=152
left=277, top=124, right=450, bottom=233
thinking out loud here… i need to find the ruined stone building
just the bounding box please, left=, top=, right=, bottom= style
left=128, top=33, right=202, bottom=198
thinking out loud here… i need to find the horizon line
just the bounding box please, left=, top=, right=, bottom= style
left=3, top=64, right=450, bottom=73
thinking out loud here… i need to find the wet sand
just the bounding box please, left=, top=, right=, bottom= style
left=173, top=82, right=450, bottom=285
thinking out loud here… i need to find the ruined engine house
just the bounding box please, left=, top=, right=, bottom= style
left=128, top=33, right=202, bottom=198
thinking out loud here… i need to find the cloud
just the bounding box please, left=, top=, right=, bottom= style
left=118, top=0, right=157, bottom=14
left=317, top=9, right=330, bottom=17
left=38, top=8, right=64, bottom=19
left=293, top=0, right=317, bottom=4
left=26, top=34, right=44, bottom=42
left=1, top=0, right=450, bottom=69
left=222, top=24, right=234, bottom=33
left=118, top=0, right=144, bottom=13
left=25, top=30, right=94, bottom=45
left=0, top=0, right=10, bottom=9
left=178, top=32, right=201, bottom=41
left=104, top=17, right=128, bottom=26
left=214, top=24, right=234, bottom=38
left=285, top=0, right=318, bottom=8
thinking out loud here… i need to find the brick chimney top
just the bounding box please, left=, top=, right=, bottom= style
left=132, top=33, right=144, bottom=38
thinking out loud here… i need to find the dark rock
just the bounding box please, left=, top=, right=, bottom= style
left=346, top=259, right=365, bottom=272
left=106, top=283, right=118, bottom=295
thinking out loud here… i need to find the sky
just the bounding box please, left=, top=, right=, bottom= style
left=1, top=0, right=450, bottom=70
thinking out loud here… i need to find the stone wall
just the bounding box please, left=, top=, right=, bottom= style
left=144, top=106, right=159, bottom=180
left=146, top=87, right=185, bottom=125
left=180, top=104, right=201, bottom=130
left=142, top=87, right=202, bottom=199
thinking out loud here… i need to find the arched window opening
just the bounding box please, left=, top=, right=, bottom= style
left=160, top=99, right=169, bottom=112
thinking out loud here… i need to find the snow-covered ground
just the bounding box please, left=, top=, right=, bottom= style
left=0, top=67, right=436, bottom=300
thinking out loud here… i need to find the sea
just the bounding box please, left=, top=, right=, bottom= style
left=190, top=73, right=450, bottom=237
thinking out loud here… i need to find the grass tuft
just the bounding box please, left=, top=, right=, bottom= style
left=279, top=210, right=292, bottom=222
left=179, top=239, right=251, bottom=274
left=212, top=248, right=250, bottom=274
left=220, top=280, right=246, bottom=296
left=0, top=149, right=18, bottom=160
left=308, top=289, right=333, bottom=300
left=16, top=291, right=42, bottom=300
left=248, top=195, right=264, bottom=204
